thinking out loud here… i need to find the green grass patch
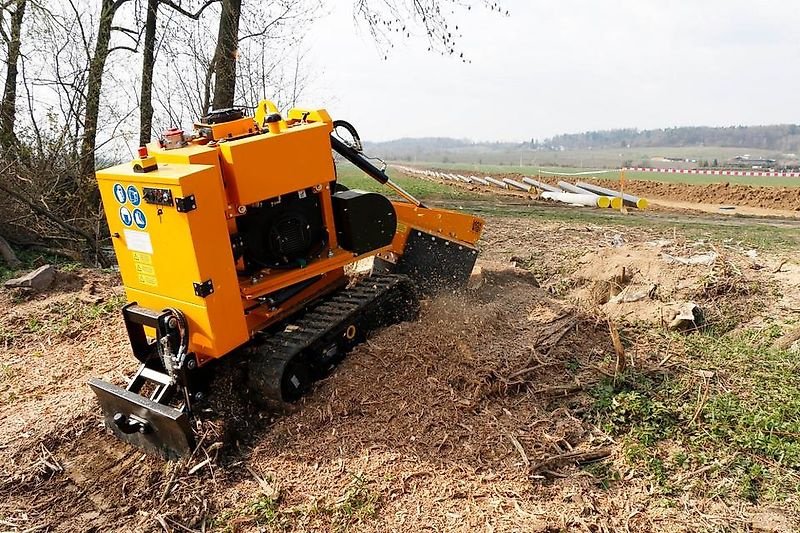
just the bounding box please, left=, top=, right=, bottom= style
left=464, top=202, right=800, bottom=252
left=2, top=294, right=126, bottom=346
left=591, top=325, right=800, bottom=502
left=336, top=162, right=478, bottom=201
left=0, top=248, right=82, bottom=284
left=209, top=473, right=380, bottom=532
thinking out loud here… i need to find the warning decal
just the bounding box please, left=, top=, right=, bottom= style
left=119, top=206, right=133, bottom=226
left=127, top=185, right=141, bottom=206
left=113, top=183, right=127, bottom=204
left=132, top=208, right=147, bottom=229
left=132, top=251, right=157, bottom=287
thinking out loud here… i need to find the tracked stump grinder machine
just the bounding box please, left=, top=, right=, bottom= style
left=89, top=102, right=484, bottom=459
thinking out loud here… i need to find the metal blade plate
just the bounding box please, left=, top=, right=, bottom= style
left=89, top=377, right=194, bottom=460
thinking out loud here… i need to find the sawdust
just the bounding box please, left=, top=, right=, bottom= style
left=0, top=217, right=798, bottom=531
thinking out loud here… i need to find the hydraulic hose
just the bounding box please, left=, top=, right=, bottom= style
left=331, top=121, right=426, bottom=208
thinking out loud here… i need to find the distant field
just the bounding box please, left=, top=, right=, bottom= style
left=415, top=162, right=800, bottom=187
left=382, top=145, right=786, bottom=169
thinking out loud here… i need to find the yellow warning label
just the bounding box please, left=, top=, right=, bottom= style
left=134, top=263, right=155, bottom=275
left=396, top=222, right=408, bottom=234
left=137, top=273, right=158, bottom=286
left=132, top=252, right=152, bottom=265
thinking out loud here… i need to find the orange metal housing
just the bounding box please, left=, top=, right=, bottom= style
left=97, top=107, right=484, bottom=365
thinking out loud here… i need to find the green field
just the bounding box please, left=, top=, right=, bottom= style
left=335, top=162, right=479, bottom=200
left=387, top=145, right=787, bottom=170
left=415, top=162, right=800, bottom=187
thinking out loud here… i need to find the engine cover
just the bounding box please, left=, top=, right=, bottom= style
left=237, top=190, right=325, bottom=269
left=332, top=190, right=397, bottom=255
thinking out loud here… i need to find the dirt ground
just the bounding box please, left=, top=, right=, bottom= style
left=1, top=213, right=800, bottom=532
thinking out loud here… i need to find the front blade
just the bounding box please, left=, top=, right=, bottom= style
left=89, top=378, right=194, bottom=460
left=393, top=229, right=479, bottom=295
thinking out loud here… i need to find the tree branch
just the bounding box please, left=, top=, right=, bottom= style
left=160, top=0, right=220, bottom=20
left=0, top=171, right=106, bottom=262
left=108, top=45, right=139, bottom=54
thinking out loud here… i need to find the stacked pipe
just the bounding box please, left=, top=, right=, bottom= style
left=390, top=166, right=648, bottom=211
left=576, top=182, right=649, bottom=210
left=557, top=181, right=611, bottom=208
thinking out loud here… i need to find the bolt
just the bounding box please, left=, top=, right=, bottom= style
left=194, top=391, right=205, bottom=402
left=328, top=250, right=334, bottom=258
left=237, top=205, right=247, bottom=214
left=187, top=358, right=197, bottom=370
left=167, top=317, right=179, bottom=329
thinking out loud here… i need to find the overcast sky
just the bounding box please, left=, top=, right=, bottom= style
left=302, top=0, right=800, bottom=143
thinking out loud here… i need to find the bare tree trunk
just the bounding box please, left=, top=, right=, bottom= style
left=0, top=235, right=21, bottom=268
left=0, top=0, right=27, bottom=152
left=139, top=0, right=158, bottom=146
left=211, top=0, right=241, bottom=110
left=78, top=0, right=127, bottom=181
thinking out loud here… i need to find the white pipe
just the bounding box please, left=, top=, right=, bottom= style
left=471, top=176, right=489, bottom=185
left=558, top=181, right=611, bottom=208
left=521, top=177, right=560, bottom=193
left=485, top=177, right=508, bottom=189
left=541, top=191, right=607, bottom=207
left=503, top=178, right=532, bottom=192
left=558, top=181, right=592, bottom=194
left=576, top=182, right=649, bottom=209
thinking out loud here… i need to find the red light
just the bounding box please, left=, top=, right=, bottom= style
left=138, top=146, right=148, bottom=158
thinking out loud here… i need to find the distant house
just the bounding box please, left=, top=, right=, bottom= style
left=731, top=155, right=776, bottom=169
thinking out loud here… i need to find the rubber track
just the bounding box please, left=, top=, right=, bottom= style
left=247, top=273, right=417, bottom=406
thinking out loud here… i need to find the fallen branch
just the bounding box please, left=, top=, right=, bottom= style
left=506, top=361, right=560, bottom=381
left=529, top=446, right=614, bottom=473
left=507, top=434, right=530, bottom=468
left=773, top=259, right=789, bottom=274
left=530, top=384, right=585, bottom=396
left=0, top=178, right=108, bottom=265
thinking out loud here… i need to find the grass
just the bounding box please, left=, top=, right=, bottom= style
left=336, top=162, right=477, bottom=201
left=0, top=248, right=82, bottom=284
left=210, top=474, right=380, bottom=532
left=590, top=323, right=800, bottom=503
left=464, top=201, right=800, bottom=252
left=1, top=294, right=125, bottom=346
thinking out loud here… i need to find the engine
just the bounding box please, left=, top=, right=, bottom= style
left=236, top=189, right=326, bottom=270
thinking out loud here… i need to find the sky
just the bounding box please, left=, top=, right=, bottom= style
left=301, top=0, right=800, bottom=143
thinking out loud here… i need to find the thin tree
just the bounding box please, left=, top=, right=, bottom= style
left=139, top=0, right=221, bottom=145
left=210, top=0, right=241, bottom=110
left=138, top=0, right=158, bottom=146
left=78, top=0, right=133, bottom=181
left=0, top=0, right=27, bottom=151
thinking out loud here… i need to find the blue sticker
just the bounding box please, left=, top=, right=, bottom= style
left=127, top=185, right=141, bottom=206
left=119, top=206, right=133, bottom=226
left=133, top=208, right=147, bottom=229
left=113, top=183, right=127, bottom=204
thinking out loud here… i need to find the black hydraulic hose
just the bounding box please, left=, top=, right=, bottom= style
left=330, top=128, right=425, bottom=207
left=330, top=135, right=389, bottom=185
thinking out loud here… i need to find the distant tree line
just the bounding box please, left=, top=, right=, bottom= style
left=537, top=125, right=800, bottom=152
